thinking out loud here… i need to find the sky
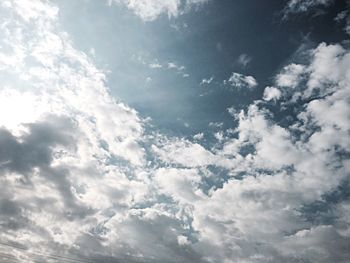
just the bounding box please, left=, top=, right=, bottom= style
left=0, top=0, right=349, bottom=262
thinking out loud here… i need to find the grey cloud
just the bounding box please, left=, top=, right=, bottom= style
left=103, top=213, right=205, bottom=263
left=0, top=116, right=90, bottom=224
left=0, top=116, right=76, bottom=176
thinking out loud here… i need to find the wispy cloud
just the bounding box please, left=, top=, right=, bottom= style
left=283, top=0, right=334, bottom=17
left=168, top=62, right=185, bottom=71
left=237, top=53, right=252, bottom=67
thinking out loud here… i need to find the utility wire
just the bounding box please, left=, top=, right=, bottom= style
left=0, top=241, right=93, bottom=263
left=0, top=240, right=180, bottom=263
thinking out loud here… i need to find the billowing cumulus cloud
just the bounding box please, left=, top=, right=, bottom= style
left=275, top=63, right=305, bottom=88
left=0, top=0, right=349, bottom=263
left=0, top=0, right=149, bottom=261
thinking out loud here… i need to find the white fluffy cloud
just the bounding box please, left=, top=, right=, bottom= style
left=152, top=136, right=217, bottom=167
left=275, top=63, right=305, bottom=88
left=1, top=1, right=349, bottom=263
left=225, top=72, right=258, bottom=90
left=0, top=0, right=149, bottom=261
left=263, top=86, right=282, bottom=101
left=155, top=168, right=203, bottom=203
left=110, top=0, right=209, bottom=21
left=150, top=41, right=350, bottom=262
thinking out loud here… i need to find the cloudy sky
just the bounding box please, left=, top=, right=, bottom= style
left=0, top=0, right=349, bottom=262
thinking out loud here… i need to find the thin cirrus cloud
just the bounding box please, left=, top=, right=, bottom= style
left=0, top=0, right=349, bottom=263
left=237, top=53, right=252, bottom=68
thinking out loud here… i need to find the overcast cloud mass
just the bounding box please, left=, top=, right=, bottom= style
left=0, top=0, right=349, bottom=262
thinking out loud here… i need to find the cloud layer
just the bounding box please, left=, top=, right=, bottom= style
left=0, top=1, right=349, bottom=263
